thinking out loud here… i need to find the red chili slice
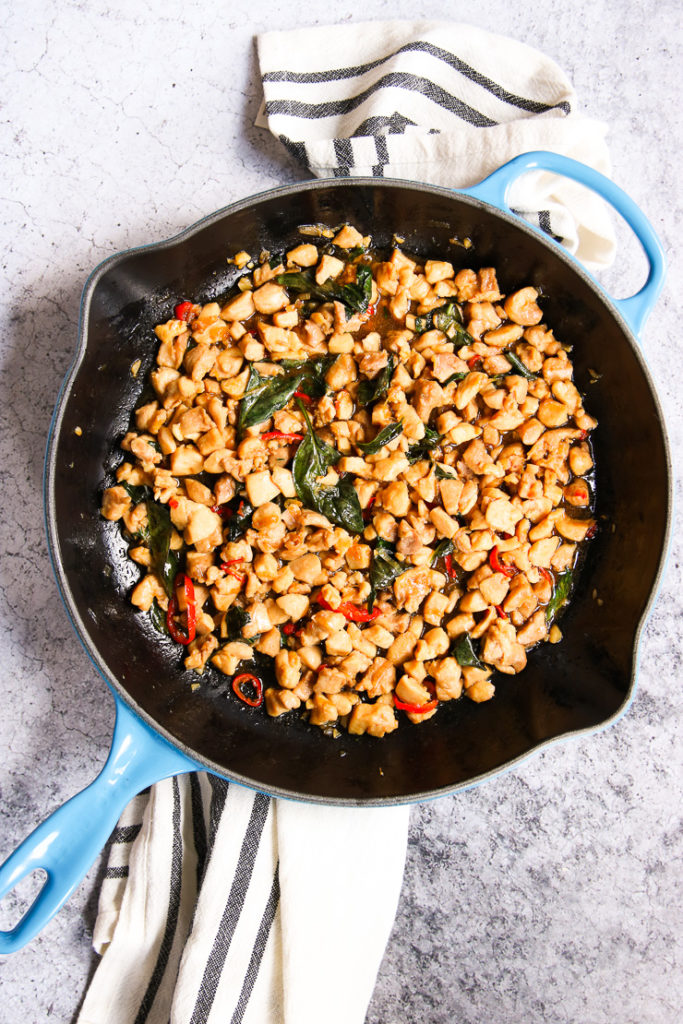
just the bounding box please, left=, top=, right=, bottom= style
left=585, top=524, right=598, bottom=539
left=293, top=391, right=311, bottom=402
left=467, top=355, right=483, bottom=371
left=494, top=604, right=508, bottom=620
left=166, top=573, right=197, bottom=645
left=394, top=680, right=438, bottom=715
left=489, top=545, right=517, bottom=578
left=174, top=300, right=194, bottom=322
left=444, top=553, right=457, bottom=579
left=168, top=499, right=178, bottom=509
left=211, top=504, right=233, bottom=518
left=261, top=430, right=305, bottom=442
left=317, top=595, right=381, bottom=623
left=220, top=560, right=245, bottom=584
left=232, top=672, right=264, bottom=708
left=539, top=568, right=554, bottom=585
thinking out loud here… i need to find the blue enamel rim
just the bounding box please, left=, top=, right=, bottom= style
left=0, top=152, right=671, bottom=951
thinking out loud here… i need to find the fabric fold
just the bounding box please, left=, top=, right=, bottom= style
left=256, top=20, right=615, bottom=270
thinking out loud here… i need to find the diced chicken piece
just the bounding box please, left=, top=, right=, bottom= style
left=275, top=593, right=310, bottom=621
left=325, top=353, right=357, bottom=390
left=184, top=503, right=222, bottom=546
left=504, top=286, right=543, bottom=326
left=480, top=620, right=527, bottom=675
left=454, top=372, right=488, bottom=410
left=245, top=470, right=280, bottom=507
left=315, top=254, right=345, bottom=284
left=170, top=445, right=204, bottom=476
left=357, top=657, right=396, bottom=698
left=484, top=497, right=523, bottom=534
left=516, top=609, right=548, bottom=647
left=333, top=224, right=365, bottom=248
left=347, top=702, right=398, bottom=737
left=101, top=485, right=131, bottom=521
left=274, top=650, right=302, bottom=690
left=313, top=665, right=348, bottom=695
left=130, top=573, right=167, bottom=612
left=308, top=693, right=339, bottom=727
left=265, top=687, right=301, bottom=717
left=253, top=282, right=288, bottom=314
left=221, top=291, right=255, bottom=321
left=394, top=567, right=446, bottom=614
left=412, top=379, right=445, bottom=421
left=431, top=657, right=463, bottom=701
left=254, top=628, right=282, bottom=658
left=212, top=641, right=254, bottom=676
left=287, top=243, right=319, bottom=266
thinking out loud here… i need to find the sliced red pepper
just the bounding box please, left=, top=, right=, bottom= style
left=494, top=604, right=508, bottom=620
left=232, top=672, right=264, bottom=708
left=538, top=567, right=554, bottom=585
left=212, top=504, right=233, bottom=518
left=366, top=302, right=377, bottom=317
left=394, top=679, right=438, bottom=715
left=174, top=300, right=194, bottom=322
left=261, top=430, right=305, bottom=442
left=362, top=493, right=377, bottom=522
left=444, top=553, right=457, bottom=580
left=585, top=524, right=598, bottom=539
left=489, top=545, right=517, bottom=578
left=168, top=498, right=178, bottom=509
left=282, top=622, right=297, bottom=636
left=220, top=560, right=246, bottom=584
left=166, top=573, right=197, bottom=646
left=317, top=595, right=381, bottom=623
left=293, top=390, right=311, bottom=402
left=467, top=355, right=483, bottom=371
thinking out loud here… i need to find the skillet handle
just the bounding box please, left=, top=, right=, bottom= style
left=461, top=150, right=666, bottom=336
left=0, top=698, right=200, bottom=953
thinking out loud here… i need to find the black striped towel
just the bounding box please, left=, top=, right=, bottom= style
left=256, top=20, right=615, bottom=270
left=79, top=778, right=409, bottom=1024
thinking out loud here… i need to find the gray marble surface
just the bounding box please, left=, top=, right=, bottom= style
left=1, top=1, right=681, bottom=1021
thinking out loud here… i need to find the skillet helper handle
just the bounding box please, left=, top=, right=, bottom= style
left=461, top=150, right=666, bottom=336
left=0, top=699, right=200, bottom=954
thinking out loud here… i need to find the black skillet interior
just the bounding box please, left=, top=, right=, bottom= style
left=46, top=180, right=670, bottom=804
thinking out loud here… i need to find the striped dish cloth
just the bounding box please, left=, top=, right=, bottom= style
left=256, top=20, right=615, bottom=270
left=79, top=777, right=409, bottom=1024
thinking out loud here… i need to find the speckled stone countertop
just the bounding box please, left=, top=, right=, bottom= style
left=1, top=2, right=681, bottom=1021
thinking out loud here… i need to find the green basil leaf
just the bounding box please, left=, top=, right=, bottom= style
left=545, top=569, right=573, bottom=621
left=149, top=598, right=169, bottom=635
left=314, top=475, right=365, bottom=534
left=239, top=365, right=305, bottom=430
left=452, top=632, right=483, bottom=668
left=357, top=421, right=403, bottom=455
left=504, top=351, right=538, bottom=380
left=276, top=265, right=372, bottom=314
left=430, top=538, right=454, bottom=566
left=293, top=401, right=341, bottom=482
left=224, top=498, right=254, bottom=541
left=441, top=371, right=468, bottom=387
left=368, top=542, right=406, bottom=610
left=406, top=427, right=443, bottom=465
left=292, top=401, right=362, bottom=533
left=281, top=354, right=337, bottom=399
left=434, top=464, right=456, bottom=480
left=356, top=354, right=394, bottom=407
left=121, top=481, right=152, bottom=504
left=224, top=605, right=250, bottom=641
left=146, top=500, right=180, bottom=597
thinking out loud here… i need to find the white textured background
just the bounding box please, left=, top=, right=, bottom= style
left=1, top=1, right=681, bottom=1021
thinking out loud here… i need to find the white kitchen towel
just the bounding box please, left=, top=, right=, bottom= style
left=256, top=20, right=615, bottom=270
left=79, top=777, right=410, bottom=1024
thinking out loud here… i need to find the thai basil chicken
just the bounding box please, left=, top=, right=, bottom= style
left=101, top=223, right=597, bottom=738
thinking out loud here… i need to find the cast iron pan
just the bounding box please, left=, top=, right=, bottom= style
left=0, top=153, right=670, bottom=951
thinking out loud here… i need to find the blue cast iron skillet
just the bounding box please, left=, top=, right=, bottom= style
left=0, top=152, right=670, bottom=951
